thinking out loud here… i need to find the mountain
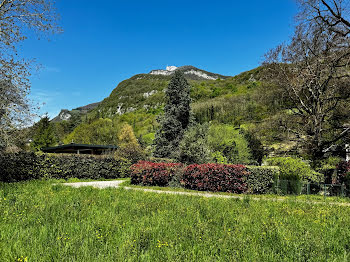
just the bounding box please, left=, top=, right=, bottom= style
left=52, top=66, right=228, bottom=121
left=52, top=65, right=233, bottom=121
left=46, top=64, right=350, bottom=158
left=89, top=65, right=269, bottom=119
left=52, top=65, right=287, bottom=150
left=51, top=102, right=101, bottom=122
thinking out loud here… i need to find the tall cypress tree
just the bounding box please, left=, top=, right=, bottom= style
left=154, top=70, right=191, bottom=158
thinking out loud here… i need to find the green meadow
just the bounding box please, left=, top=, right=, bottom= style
left=1, top=180, right=350, bottom=261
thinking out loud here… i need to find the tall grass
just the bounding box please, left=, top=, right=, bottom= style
left=1, top=180, right=350, bottom=261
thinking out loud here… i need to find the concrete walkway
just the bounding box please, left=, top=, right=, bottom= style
left=62, top=180, right=350, bottom=207
left=63, top=180, right=125, bottom=189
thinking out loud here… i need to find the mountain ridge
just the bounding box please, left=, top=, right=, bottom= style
left=51, top=65, right=232, bottom=121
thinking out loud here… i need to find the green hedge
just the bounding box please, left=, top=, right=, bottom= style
left=0, top=152, right=39, bottom=182
left=0, top=152, right=131, bottom=182
left=266, top=157, right=323, bottom=183
left=246, top=166, right=279, bottom=194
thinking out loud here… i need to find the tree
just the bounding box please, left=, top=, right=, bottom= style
left=208, top=124, right=252, bottom=164
left=31, top=115, right=56, bottom=151
left=0, top=0, right=61, bottom=150
left=118, top=123, right=139, bottom=147
left=178, top=123, right=212, bottom=164
left=264, top=0, right=350, bottom=163
left=63, top=118, right=119, bottom=145
left=240, top=129, right=265, bottom=165
left=116, top=123, right=145, bottom=163
left=153, top=70, right=192, bottom=158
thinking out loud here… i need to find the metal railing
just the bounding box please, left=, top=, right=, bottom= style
left=274, top=180, right=348, bottom=197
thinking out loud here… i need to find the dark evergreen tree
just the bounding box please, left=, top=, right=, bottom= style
left=154, top=70, right=191, bottom=158
left=31, top=115, right=56, bottom=151
left=240, top=129, right=265, bottom=165
left=178, top=123, right=211, bottom=164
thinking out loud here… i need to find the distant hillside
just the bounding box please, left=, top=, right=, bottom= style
left=51, top=65, right=292, bottom=154
left=89, top=65, right=270, bottom=119
left=51, top=102, right=101, bottom=123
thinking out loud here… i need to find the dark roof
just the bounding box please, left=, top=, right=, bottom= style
left=42, top=143, right=118, bottom=152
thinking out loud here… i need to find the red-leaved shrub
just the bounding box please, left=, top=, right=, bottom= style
left=130, top=161, right=182, bottom=186
left=336, top=160, right=350, bottom=184
left=182, top=163, right=250, bottom=193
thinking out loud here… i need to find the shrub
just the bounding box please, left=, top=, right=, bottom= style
left=115, top=143, right=146, bottom=164
left=178, top=123, right=212, bottom=164
left=0, top=152, right=131, bottom=182
left=0, top=152, right=40, bottom=182
left=147, top=157, right=178, bottom=163
left=320, top=157, right=342, bottom=168
left=336, top=160, right=350, bottom=185
left=38, top=154, right=131, bottom=180
left=266, top=157, right=323, bottom=183
left=211, top=151, right=228, bottom=164
left=182, top=163, right=250, bottom=193
left=130, top=161, right=182, bottom=186
left=315, top=157, right=341, bottom=183
left=246, top=166, right=279, bottom=194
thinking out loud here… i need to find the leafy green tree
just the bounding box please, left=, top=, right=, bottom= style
left=116, top=123, right=145, bottom=163
left=208, top=124, right=252, bottom=164
left=154, top=71, right=191, bottom=158
left=118, top=123, right=139, bottom=147
left=178, top=124, right=211, bottom=164
left=31, top=116, right=56, bottom=151
left=63, top=118, right=118, bottom=145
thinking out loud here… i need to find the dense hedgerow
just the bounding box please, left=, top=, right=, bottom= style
left=130, top=162, right=279, bottom=194
left=246, top=166, right=279, bottom=194
left=130, top=161, right=182, bottom=186
left=182, top=163, right=250, bottom=193
left=0, top=152, right=39, bottom=182
left=0, top=152, right=131, bottom=182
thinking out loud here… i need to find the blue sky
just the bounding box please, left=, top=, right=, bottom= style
left=23, top=0, right=298, bottom=119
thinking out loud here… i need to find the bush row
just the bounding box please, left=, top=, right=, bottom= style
left=246, top=166, right=279, bottom=194
left=130, top=161, right=182, bottom=186
left=130, top=161, right=280, bottom=194
left=0, top=152, right=131, bottom=182
left=182, top=163, right=249, bottom=193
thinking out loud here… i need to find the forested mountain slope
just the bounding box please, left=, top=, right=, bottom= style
left=50, top=65, right=316, bottom=156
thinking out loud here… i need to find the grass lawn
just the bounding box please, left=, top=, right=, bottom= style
left=1, top=180, right=350, bottom=261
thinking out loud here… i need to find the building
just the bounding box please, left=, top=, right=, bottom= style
left=41, top=143, right=118, bottom=155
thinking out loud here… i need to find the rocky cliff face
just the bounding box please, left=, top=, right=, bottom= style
left=150, top=65, right=230, bottom=80
left=51, top=102, right=101, bottom=122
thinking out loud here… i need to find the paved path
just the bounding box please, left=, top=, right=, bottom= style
left=62, top=180, right=350, bottom=207
left=63, top=180, right=125, bottom=189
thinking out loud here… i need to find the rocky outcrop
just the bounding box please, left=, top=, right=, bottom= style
left=149, top=65, right=230, bottom=80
